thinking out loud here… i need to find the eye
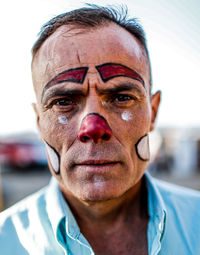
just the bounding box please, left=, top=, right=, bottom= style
left=49, top=97, right=76, bottom=112
left=109, top=94, right=136, bottom=108
left=55, top=98, right=73, bottom=106
left=114, top=94, right=133, bottom=102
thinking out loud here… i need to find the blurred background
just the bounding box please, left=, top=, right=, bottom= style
left=0, top=0, right=200, bottom=211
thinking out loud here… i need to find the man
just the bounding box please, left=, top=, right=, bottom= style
left=0, top=5, right=200, bottom=255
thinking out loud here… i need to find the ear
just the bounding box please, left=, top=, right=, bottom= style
left=32, top=103, right=42, bottom=138
left=150, top=91, right=161, bottom=131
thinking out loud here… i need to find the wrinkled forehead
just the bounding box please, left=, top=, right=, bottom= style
left=32, top=24, right=150, bottom=95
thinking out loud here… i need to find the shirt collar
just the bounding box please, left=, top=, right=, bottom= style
left=145, top=171, right=167, bottom=218
left=145, top=171, right=167, bottom=255
left=45, top=177, right=66, bottom=238
left=45, top=177, right=93, bottom=252
left=45, top=177, right=80, bottom=238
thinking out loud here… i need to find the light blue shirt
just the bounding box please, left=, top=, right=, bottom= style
left=0, top=172, right=200, bottom=254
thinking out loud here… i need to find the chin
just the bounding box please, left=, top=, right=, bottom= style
left=75, top=181, right=126, bottom=202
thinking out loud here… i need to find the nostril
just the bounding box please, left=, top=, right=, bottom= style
left=102, top=134, right=110, bottom=140
left=80, top=135, right=90, bottom=143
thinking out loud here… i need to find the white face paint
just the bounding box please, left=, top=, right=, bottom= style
left=121, top=111, right=132, bottom=122
left=45, top=143, right=60, bottom=173
left=58, top=115, right=68, bottom=125
left=135, top=134, right=150, bottom=161
left=93, top=175, right=105, bottom=189
left=93, top=175, right=104, bottom=183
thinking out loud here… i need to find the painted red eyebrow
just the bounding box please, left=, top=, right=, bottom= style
left=44, top=67, right=88, bottom=90
left=96, top=63, right=144, bottom=87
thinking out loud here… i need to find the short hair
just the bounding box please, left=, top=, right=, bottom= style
left=32, top=4, right=152, bottom=87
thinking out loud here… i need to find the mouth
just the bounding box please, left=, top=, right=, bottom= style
left=78, top=159, right=117, bottom=164
left=74, top=159, right=120, bottom=170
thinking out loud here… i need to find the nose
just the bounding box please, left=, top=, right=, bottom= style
left=78, top=113, right=112, bottom=143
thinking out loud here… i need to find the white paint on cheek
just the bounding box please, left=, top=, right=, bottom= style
left=121, top=111, right=132, bottom=122
left=45, top=143, right=60, bottom=173
left=136, top=134, right=150, bottom=161
left=58, top=115, right=68, bottom=125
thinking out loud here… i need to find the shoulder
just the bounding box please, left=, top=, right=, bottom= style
left=152, top=177, right=200, bottom=253
left=154, top=177, right=200, bottom=208
left=0, top=178, right=66, bottom=254
left=153, top=177, right=200, bottom=222
left=147, top=174, right=200, bottom=225
left=0, top=187, right=48, bottom=252
left=149, top=176, right=200, bottom=253
left=0, top=186, right=47, bottom=223
left=146, top=172, right=200, bottom=213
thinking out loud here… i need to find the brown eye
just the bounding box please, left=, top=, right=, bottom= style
left=115, top=95, right=132, bottom=102
left=48, top=97, right=76, bottom=112
left=56, top=98, right=73, bottom=106
left=109, top=94, right=136, bottom=109
left=113, top=94, right=135, bottom=103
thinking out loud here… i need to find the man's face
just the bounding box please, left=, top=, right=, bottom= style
left=32, top=23, right=160, bottom=202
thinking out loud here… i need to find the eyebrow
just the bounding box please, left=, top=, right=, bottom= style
left=97, top=83, right=145, bottom=96
left=42, top=88, right=85, bottom=104
left=42, top=66, right=88, bottom=101
left=45, top=67, right=88, bottom=88
left=96, top=63, right=145, bottom=87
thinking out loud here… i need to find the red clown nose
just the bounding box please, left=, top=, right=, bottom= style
left=78, top=113, right=112, bottom=143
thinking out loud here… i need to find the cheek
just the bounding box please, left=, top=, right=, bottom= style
left=40, top=112, right=77, bottom=147
left=39, top=112, right=80, bottom=170
left=135, top=134, right=150, bottom=161
left=131, top=108, right=150, bottom=161
left=115, top=106, right=150, bottom=161
left=45, top=142, right=60, bottom=174
left=116, top=106, right=150, bottom=140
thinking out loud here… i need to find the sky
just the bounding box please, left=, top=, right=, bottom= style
left=0, top=0, right=200, bottom=135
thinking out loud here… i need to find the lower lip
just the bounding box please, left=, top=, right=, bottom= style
left=75, top=163, right=118, bottom=172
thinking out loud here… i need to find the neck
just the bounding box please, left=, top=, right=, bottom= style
left=60, top=177, right=149, bottom=255
left=60, top=177, right=148, bottom=230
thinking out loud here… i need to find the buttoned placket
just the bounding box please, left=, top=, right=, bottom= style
left=146, top=172, right=167, bottom=255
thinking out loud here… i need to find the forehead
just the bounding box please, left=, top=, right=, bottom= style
left=32, top=23, right=150, bottom=93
